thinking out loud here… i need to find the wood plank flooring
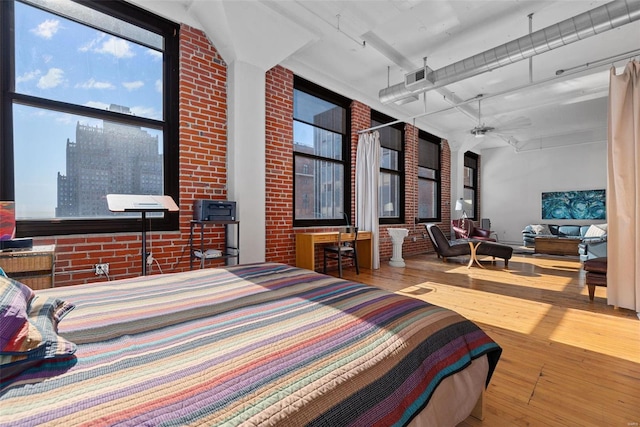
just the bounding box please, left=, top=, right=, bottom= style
left=337, top=252, right=640, bottom=427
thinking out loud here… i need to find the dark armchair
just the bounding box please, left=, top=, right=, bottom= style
left=452, top=219, right=496, bottom=241
left=425, top=223, right=471, bottom=262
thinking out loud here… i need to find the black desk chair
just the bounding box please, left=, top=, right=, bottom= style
left=323, top=227, right=359, bottom=278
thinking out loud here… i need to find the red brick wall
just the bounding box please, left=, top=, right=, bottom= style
left=265, top=66, right=295, bottom=263
left=34, top=25, right=453, bottom=287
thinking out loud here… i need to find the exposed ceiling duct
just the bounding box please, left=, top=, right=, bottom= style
left=379, top=0, right=640, bottom=104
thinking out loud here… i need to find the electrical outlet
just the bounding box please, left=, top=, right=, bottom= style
left=95, top=263, right=109, bottom=275
left=146, top=253, right=154, bottom=265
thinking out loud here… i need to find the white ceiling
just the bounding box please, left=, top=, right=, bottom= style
left=130, top=0, right=640, bottom=152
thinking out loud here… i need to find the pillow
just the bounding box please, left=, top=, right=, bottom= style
left=531, top=224, right=551, bottom=235
left=584, top=224, right=607, bottom=238
left=530, top=224, right=543, bottom=234
left=0, top=276, right=35, bottom=352
left=1, top=293, right=76, bottom=381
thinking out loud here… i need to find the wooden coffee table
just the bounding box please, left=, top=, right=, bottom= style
left=534, top=237, right=580, bottom=256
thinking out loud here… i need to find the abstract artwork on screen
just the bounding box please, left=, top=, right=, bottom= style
left=0, top=201, right=16, bottom=241
left=541, top=189, right=606, bottom=220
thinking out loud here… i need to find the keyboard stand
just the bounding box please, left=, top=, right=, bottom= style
left=106, top=194, right=179, bottom=276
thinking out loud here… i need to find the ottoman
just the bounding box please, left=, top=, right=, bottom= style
left=475, top=241, right=513, bottom=267
left=583, top=257, right=607, bottom=301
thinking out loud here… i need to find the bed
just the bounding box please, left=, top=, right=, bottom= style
left=1, top=262, right=501, bottom=426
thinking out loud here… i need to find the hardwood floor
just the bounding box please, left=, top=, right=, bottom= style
left=337, top=252, right=640, bottom=426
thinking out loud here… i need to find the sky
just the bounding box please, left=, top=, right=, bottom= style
left=12, top=1, right=164, bottom=219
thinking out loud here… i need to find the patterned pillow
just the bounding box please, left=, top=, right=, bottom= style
left=1, top=279, right=76, bottom=381
left=584, top=224, right=607, bottom=238
left=531, top=224, right=551, bottom=235
left=0, top=276, right=34, bottom=352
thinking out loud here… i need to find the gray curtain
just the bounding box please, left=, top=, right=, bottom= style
left=607, top=60, right=639, bottom=316
left=355, top=131, right=380, bottom=269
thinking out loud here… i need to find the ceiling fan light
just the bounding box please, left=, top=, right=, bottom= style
left=472, top=128, right=486, bottom=138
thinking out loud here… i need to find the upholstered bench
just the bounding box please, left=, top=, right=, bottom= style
left=583, top=257, right=607, bottom=301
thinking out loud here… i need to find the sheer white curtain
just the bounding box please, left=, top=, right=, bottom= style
left=356, top=131, right=380, bottom=269
left=607, top=60, right=640, bottom=316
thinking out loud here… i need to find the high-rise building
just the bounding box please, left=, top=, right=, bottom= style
left=56, top=105, right=162, bottom=218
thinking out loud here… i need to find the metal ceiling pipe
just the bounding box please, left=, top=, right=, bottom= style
left=379, top=0, right=640, bottom=104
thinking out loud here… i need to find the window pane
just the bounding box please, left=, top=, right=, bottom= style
left=418, top=179, right=437, bottom=219
left=418, top=166, right=435, bottom=179
left=463, top=188, right=475, bottom=217
left=464, top=155, right=477, bottom=169
left=378, top=172, right=399, bottom=217
left=294, top=156, right=344, bottom=220
left=417, top=132, right=439, bottom=220
left=419, top=138, right=439, bottom=170
left=380, top=147, right=398, bottom=170
left=293, top=121, right=343, bottom=161
left=14, top=104, right=163, bottom=219
left=23, top=0, right=164, bottom=49
left=15, top=1, right=163, bottom=120
left=375, top=121, right=402, bottom=151
left=464, top=166, right=474, bottom=187
left=293, top=89, right=345, bottom=133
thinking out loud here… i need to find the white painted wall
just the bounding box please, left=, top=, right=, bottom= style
left=480, top=141, right=607, bottom=245
left=227, top=61, right=266, bottom=263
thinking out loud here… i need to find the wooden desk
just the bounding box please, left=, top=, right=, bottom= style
left=0, top=245, right=55, bottom=290
left=296, top=231, right=372, bottom=271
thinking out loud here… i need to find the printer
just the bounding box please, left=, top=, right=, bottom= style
left=193, top=200, right=236, bottom=221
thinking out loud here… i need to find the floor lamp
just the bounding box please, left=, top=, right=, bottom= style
left=455, top=198, right=468, bottom=237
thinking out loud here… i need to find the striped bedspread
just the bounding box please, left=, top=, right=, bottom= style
left=1, top=262, right=501, bottom=426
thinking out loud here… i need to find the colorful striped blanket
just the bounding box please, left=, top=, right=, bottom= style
left=0, top=263, right=501, bottom=426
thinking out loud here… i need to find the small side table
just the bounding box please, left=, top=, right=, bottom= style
left=467, top=241, right=485, bottom=269
left=0, top=245, right=55, bottom=289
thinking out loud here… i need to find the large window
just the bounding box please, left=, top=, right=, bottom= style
left=372, top=113, right=403, bottom=224
left=1, top=0, right=179, bottom=236
left=418, top=131, right=441, bottom=221
left=293, top=77, right=351, bottom=227
left=463, top=152, right=479, bottom=220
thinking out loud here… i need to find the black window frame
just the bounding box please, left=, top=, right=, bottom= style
left=1, top=0, right=180, bottom=237
left=417, top=130, right=441, bottom=223
left=372, top=111, right=404, bottom=225
left=292, top=76, right=352, bottom=228
left=463, top=151, right=479, bottom=220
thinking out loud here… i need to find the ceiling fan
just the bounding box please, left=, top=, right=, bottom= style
left=469, top=97, right=494, bottom=138
left=467, top=95, right=531, bottom=142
